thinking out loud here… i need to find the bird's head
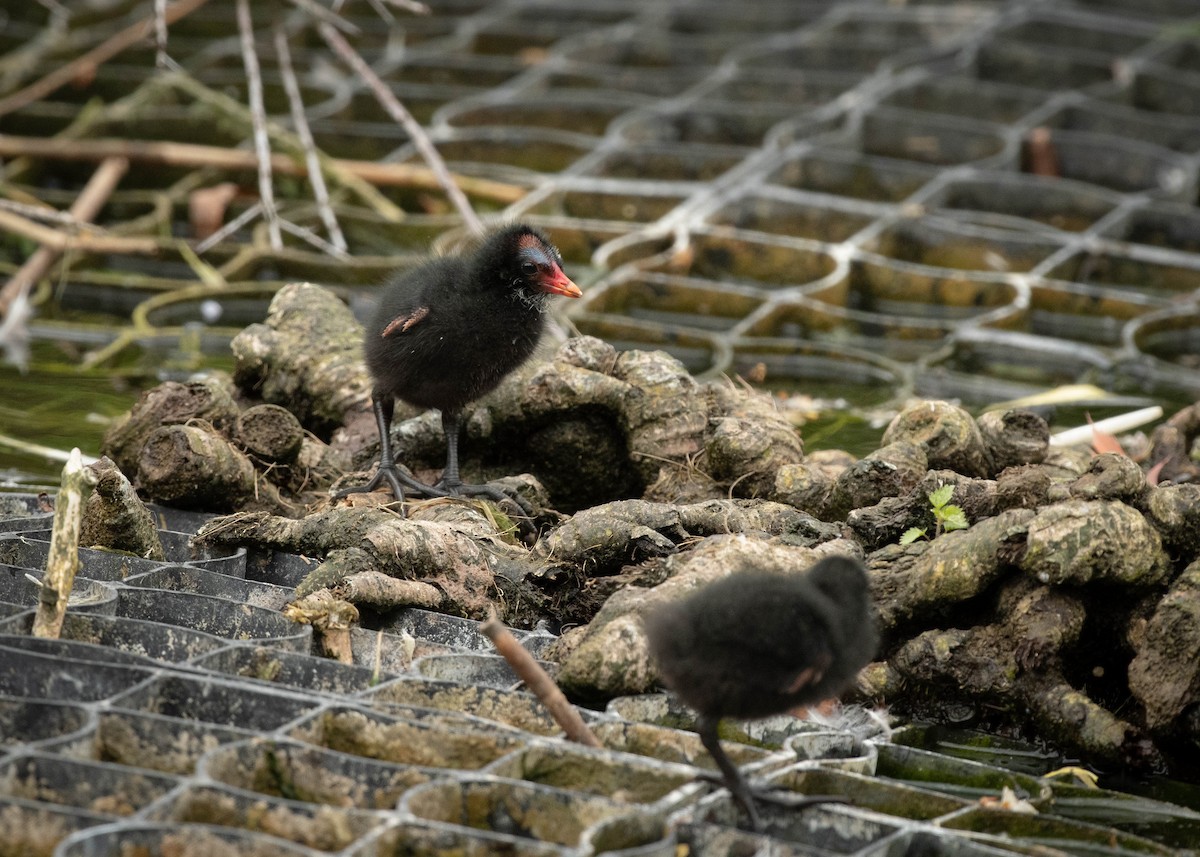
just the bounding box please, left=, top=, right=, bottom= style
left=512, top=230, right=582, bottom=298
left=476, top=225, right=582, bottom=305
left=807, top=555, right=871, bottom=614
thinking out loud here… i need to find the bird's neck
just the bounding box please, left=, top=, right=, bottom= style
left=509, top=287, right=548, bottom=313
left=469, top=258, right=548, bottom=313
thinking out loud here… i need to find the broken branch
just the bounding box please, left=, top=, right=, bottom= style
left=481, top=611, right=602, bottom=748
left=33, top=449, right=100, bottom=639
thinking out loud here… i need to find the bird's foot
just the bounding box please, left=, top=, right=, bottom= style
left=333, top=465, right=449, bottom=505
left=696, top=771, right=845, bottom=832
left=436, top=479, right=537, bottom=520
left=753, top=788, right=848, bottom=811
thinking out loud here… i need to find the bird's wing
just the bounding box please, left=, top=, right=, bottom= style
left=380, top=305, right=430, bottom=338
left=782, top=651, right=832, bottom=695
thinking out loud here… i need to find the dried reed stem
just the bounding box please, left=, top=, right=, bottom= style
left=236, top=0, right=283, bottom=251
left=480, top=611, right=602, bottom=748
left=318, top=22, right=486, bottom=236
left=275, top=27, right=348, bottom=255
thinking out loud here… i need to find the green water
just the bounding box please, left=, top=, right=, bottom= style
left=0, top=357, right=1177, bottom=487
left=0, top=321, right=242, bottom=487
left=0, top=362, right=141, bottom=488
left=0, top=370, right=891, bottom=485
left=798, top=409, right=886, bottom=457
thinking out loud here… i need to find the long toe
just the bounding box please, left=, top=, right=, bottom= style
left=333, top=467, right=406, bottom=503
left=334, top=465, right=448, bottom=505
left=751, top=787, right=848, bottom=812
left=442, top=481, right=536, bottom=519
left=402, top=479, right=452, bottom=500
left=708, top=779, right=845, bottom=832
left=728, top=776, right=763, bottom=832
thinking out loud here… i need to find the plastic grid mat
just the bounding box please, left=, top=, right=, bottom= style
left=1, top=496, right=1196, bottom=855
left=1, top=0, right=1199, bottom=410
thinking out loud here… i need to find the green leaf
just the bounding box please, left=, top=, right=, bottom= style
left=941, top=507, right=969, bottom=531
left=928, top=484, right=954, bottom=509
left=900, top=527, right=927, bottom=545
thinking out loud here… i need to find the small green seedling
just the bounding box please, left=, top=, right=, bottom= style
left=900, top=484, right=969, bottom=545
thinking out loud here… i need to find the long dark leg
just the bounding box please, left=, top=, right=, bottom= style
left=433, top=410, right=534, bottom=517
left=696, top=713, right=847, bottom=831
left=439, top=409, right=465, bottom=489
left=333, top=394, right=449, bottom=503
left=698, top=713, right=762, bottom=831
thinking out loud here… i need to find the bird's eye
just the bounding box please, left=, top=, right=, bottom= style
left=520, top=261, right=537, bottom=277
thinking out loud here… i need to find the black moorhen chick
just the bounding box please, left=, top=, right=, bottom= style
left=643, top=555, right=878, bottom=830
left=338, top=224, right=581, bottom=507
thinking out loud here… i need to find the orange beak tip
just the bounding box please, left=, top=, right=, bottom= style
left=542, top=267, right=582, bottom=298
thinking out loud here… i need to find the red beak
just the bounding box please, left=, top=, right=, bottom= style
left=539, top=264, right=582, bottom=298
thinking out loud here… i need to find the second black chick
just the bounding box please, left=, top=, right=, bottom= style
left=643, top=555, right=878, bottom=830
left=337, top=224, right=581, bottom=507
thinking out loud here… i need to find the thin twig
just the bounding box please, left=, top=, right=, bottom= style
left=0, top=208, right=156, bottom=257
left=0, top=0, right=212, bottom=118
left=279, top=219, right=350, bottom=258
left=317, top=22, right=485, bottom=236
left=1049, top=406, right=1165, bottom=448
left=1, top=156, right=129, bottom=317
left=480, top=610, right=602, bottom=747
left=381, top=0, right=431, bottom=14
left=236, top=0, right=283, bottom=251
left=286, top=0, right=360, bottom=34
left=0, top=198, right=100, bottom=230
left=176, top=242, right=227, bottom=288
left=0, top=433, right=99, bottom=465
left=275, top=27, right=348, bottom=254
left=154, top=0, right=169, bottom=68
left=194, top=201, right=263, bottom=254
left=364, top=0, right=394, bottom=24
left=0, top=134, right=526, bottom=205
